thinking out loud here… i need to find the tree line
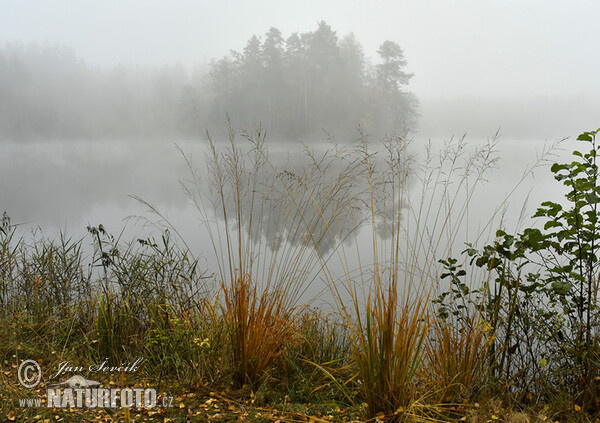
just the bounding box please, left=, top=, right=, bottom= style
left=0, top=22, right=417, bottom=142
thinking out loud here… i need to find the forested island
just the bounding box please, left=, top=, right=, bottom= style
left=0, top=21, right=417, bottom=141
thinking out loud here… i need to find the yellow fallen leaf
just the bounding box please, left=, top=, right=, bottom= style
left=574, top=404, right=581, bottom=411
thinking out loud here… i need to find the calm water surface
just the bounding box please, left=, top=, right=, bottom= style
left=1, top=135, right=572, bottom=284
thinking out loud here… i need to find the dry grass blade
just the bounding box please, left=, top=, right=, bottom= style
left=424, top=316, right=494, bottom=403
left=182, top=121, right=364, bottom=388
left=295, top=131, right=502, bottom=419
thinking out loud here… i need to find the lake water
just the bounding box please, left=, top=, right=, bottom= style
left=0, top=133, right=575, bottom=304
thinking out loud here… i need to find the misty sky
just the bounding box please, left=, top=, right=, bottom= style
left=2, top=0, right=600, bottom=100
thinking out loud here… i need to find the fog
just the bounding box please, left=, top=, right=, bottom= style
left=0, top=25, right=416, bottom=141
left=1, top=1, right=599, bottom=260
left=4, top=1, right=600, bottom=99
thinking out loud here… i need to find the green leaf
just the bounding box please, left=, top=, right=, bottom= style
left=551, top=280, right=572, bottom=295
left=587, top=192, right=600, bottom=203
left=544, top=221, right=561, bottom=230
left=551, top=163, right=568, bottom=173
left=519, top=283, right=539, bottom=294
left=488, top=257, right=501, bottom=269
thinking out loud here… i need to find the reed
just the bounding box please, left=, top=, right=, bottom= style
left=425, top=315, right=494, bottom=403
left=181, top=121, right=363, bottom=388
left=302, top=132, right=501, bottom=419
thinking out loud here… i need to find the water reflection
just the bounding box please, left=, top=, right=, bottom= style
left=0, top=134, right=570, bottom=266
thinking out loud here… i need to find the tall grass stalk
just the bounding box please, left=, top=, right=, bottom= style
left=300, top=132, right=501, bottom=419
left=425, top=315, right=494, bottom=402
left=181, top=122, right=364, bottom=387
